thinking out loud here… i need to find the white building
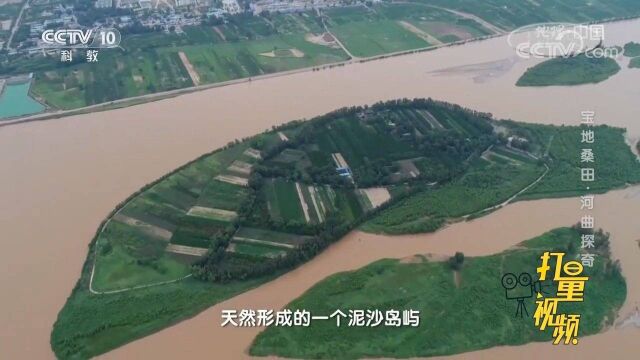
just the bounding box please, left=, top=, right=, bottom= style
left=95, top=0, right=113, bottom=8
left=176, top=0, right=196, bottom=6
left=222, top=0, right=241, bottom=14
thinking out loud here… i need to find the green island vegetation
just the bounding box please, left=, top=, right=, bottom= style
left=629, top=57, right=640, bottom=68
left=51, top=99, right=640, bottom=358
left=250, top=227, right=625, bottom=358
left=623, top=41, right=640, bottom=68
left=4, top=0, right=640, bottom=113
left=623, top=41, right=640, bottom=57
left=516, top=50, right=622, bottom=87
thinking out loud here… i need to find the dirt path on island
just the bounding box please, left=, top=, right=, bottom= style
left=213, top=26, right=226, bottom=42
left=398, top=20, right=444, bottom=45
left=178, top=52, right=201, bottom=86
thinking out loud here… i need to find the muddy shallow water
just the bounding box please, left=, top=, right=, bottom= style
left=1, top=18, right=639, bottom=359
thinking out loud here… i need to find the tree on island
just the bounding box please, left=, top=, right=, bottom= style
left=448, top=252, right=465, bottom=271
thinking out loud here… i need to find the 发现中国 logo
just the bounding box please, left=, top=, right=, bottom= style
left=507, top=22, right=618, bottom=59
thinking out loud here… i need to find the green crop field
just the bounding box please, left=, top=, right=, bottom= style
left=250, top=227, right=625, bottom=358
left=177, top=33, right=348, bottom=83
left=322, top=3, right=495, bottom=57
left=264, top=179, right=306, bottom=223
left=329, top=18, right=428, bottom=57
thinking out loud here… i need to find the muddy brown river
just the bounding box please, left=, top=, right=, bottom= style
left=1, top=18, right=639, bottom=360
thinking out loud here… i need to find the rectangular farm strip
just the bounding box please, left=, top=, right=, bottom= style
left=417, top=109, right=444, bottom=129
left=112, top=213, right=173, bottom=241
left=488, top=151, right=522, bottom=165
left=301, top=185, right=320, bottom=223
left=227, top=160, right=253, bottom=175
left=214, top=174, right=249, bottom=186
left=493, top=146, right=537, bottom=162
left=178, top=51, right=200, bottom=86
left=397, top=20, right=442, bottom=45
left=187, top=206, right=238, bottom=221
left=323, top=185, right=338, bottom=211
left=231, top=242, right=287, bottom=258
left=265, top=179, right=282, bottom=221
left=278, top=131, right=289, bottom=141
left=295, top=182, right=311, bottom=223
left=213, top=26, right=227, bottom=41
left=243, top=148, right=262, bottom=159
left=308, top=186, right=325, bottom=222
left=331, top=152, right=349, bottom=169
left=232, top=236, right=295, bottom=249
left=235, top=227, right=308, bottom=246
left=165, top=244, right=208, bottom=257
left=406, top=109, right=432, bottom=133
left=440, top=112, right=468, bottom=135
left=356, top=189, right=374, bottom=212
left=362, top=187, right=392, bottom=208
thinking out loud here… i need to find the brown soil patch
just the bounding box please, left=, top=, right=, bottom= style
left=397, top=159, right=421, bottom=178
left=186, top=206, right=238, bottom=221
left=278, top=131, right=289, bottom=141
left=305, top=32, right=340, bottom=49
left=165, top=244, right=208, bottom=257
left=360, top=187, right=391, bottom=209
left=295, top=182, right=311, bottom=223
left=398, top=21, right=443, bottom=45
left=214, top=174, right=249, bottom=186
left=425, top=21, right=475, bottom=40
left=259, top=49, right=305, bottom=58
left=243, top=148, right=262, bottom=159
left=331, top=152, right=349, bottom=168
left=178, top=51, right=201, bottom=86
left=307, top=186, right=324, bottom=222
left=227, top=160, right=252, bottom=175
left=213, top=26, right=226, bottom=42
left=112, top=213, right=173, bottom=240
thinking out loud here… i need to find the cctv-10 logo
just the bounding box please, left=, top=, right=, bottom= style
left=41, top=29, right=121, bottom=48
